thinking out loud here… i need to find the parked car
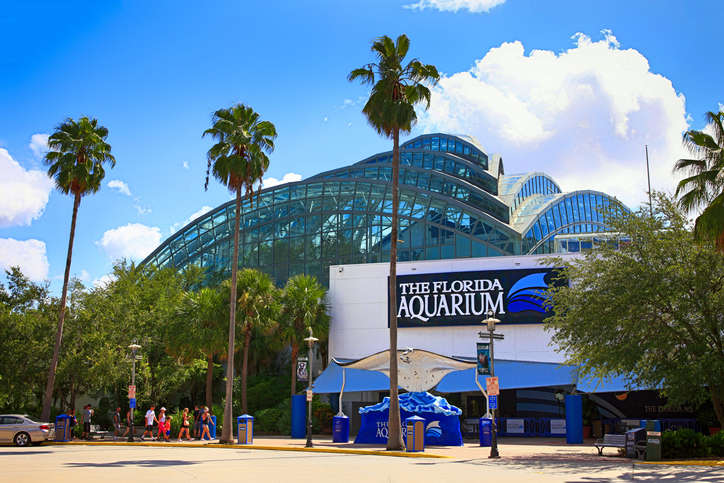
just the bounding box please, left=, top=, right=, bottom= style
left=0, top=415, right=50, bottom=446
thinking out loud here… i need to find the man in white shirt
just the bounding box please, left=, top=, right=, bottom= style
left=141, top=405, right=158, bottom=441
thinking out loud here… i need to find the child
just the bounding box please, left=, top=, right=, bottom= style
left=164, top=417, right=172, bottom=442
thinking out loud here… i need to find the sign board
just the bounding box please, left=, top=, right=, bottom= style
left=128, top=385, right=136, bottom=398
left=476, top=343, right=490, bottom=375
left=297, top=357, right=308, bottom=382
left=306, top=389, right=313, bottom=402
left=392, top=268, right=564, bottom=328
left=507, top=419, right=525, bottom=434
left=129, top=398, right=136, bottom=409
left=488, top=395, right=498, bottom=409
left=550, top=419, right=566, bottom=435
left=487, top=377, right=499, bottom=396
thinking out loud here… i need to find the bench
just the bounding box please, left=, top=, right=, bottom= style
left=89, top=424, right=109, bottom=439
left=594, top=434, right=626, bottom=455
left=463, top=419, right=479, bottom=439
left=633, top=443, right=646, bottom=460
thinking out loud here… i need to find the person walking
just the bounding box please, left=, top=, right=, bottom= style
left=192, top=405, right=201, bottom=440
left=80, top=405, right=94, bottom=440
left=113, top=407, right=122, bottom=440
left=178, top=408, right=191, bottom=441
left=141, top=405, right=158, bottom=441
left=200, top=407, right=215, bottom=441
left=157, top=407, right=167, bottom=441
left=68, top=408, right=77, bottom=440
left=122, top=408, right=133, bottom=440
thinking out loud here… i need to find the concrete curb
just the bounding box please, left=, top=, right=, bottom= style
left=637, top=460, right=724, bottom=467
left=46, top=441, right=451, bottom=459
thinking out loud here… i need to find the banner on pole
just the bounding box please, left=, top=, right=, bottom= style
left=487, top=377, right=499, bottom=396
left=297, top=357, right=308, bottom=382
left=128, top=385, right=136, bottom=398
left=476, top=343, right=490, bottom=375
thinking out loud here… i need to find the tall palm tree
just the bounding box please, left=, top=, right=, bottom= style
left=674, top=109, right=724, bottom=251
left=280, top=275, right=330, bottom=399
left=203, top=104, right=276, bottom=443
left=224, top=269, right=280, bottom=415
left=166, top=288, right=227, bottom=410
left=40, top=116, right=115, bottom=422
left=349, top=34, right=438, bottom=450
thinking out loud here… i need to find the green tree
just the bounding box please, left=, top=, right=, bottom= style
left=545, top=192, right=724, bottom=427
left=224, top=269, right=280, bottom=415
left=674, top=109, right=724, bottom=251
left=204, top=103, right=277, bottom=443
left=280, top=275, right=330, bottom=399
left=41, top=116, right=115, bottom=421
left=348, top=34, right=438, bottom=450
left=166, top=288, right=228, bottom=410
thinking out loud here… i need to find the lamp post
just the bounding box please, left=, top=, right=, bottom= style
left=304, top=327, right=318, bottom=448
left=482, top=310, right=501, bottom=459
left=127, top=340, right=141, bottom=443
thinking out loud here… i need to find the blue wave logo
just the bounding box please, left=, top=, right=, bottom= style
left=425, top=421, right=442, bottom=439
left=507, top=273, right=552, bottom=314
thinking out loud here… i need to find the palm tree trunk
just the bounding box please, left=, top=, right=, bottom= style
left=290, top=343, right=299, bottom=398
left=220, top=185, right=242, bottom=444
left=206, top=354, right=214, bottom=411
left=41, top=192, right=81, bottom=422
left=386, top=128, right=404, bottom=451
left=242, top=325, right=251, bottom=414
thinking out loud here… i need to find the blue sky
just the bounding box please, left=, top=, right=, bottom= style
left=1, top=0, right=721, bottom=291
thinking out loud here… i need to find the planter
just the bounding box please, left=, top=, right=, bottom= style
left=582, top=426, right=591, bottom=439
left=709, top=427, right=721, bottom=436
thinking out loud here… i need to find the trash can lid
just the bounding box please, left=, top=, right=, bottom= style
left=237, top=414, right=254, bottom=421
left=405, top=415, right=425, bottom=423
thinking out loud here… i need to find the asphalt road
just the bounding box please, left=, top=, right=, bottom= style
left=1, top=444, right=723, bottom=482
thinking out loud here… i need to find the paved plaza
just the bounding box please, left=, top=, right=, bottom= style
left=1, top=437, right=723, bottom=482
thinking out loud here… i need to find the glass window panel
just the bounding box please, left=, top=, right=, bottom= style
left=401, top=153, right=412, bottom=165
left=426, top=223, right=440, bottom=245
left=338, top=229, right=353, bottom=255
left=444, top=159, right=455, bottom=174
left=273, top=188, right=289, bottom=204
left=274, top=238, right=289, bottom=264
left=442, top=180, right=456, bottom=197
left=340, top=182, right=356, bottom=196
left=590, top=194, right=599, bottom=222
left=404, top=169, right=417, bottom=186
left=339, top=213, right=353, bottom=229
left=426, top=246, right=440, bottom=260
left=416, top=172, right=430, bottom=190
left=421, top=137, right=430, bottom=149
left=399, top=191, right=415, bottom=217
left=324, top=182, right=341, bottom=197
left=444, top=205, right=462, bottom=228
left=552, top=204, right=562, bottom=229
left=427, top=199, right=446, bottom=221
left=289, top=217, right=305, bottom=236
left=258, top=241, right=273, bottom=265
left=455, top=142, right=463, bottom=154
left=291, top=185, right=306, bottom=200
left=274, top=220, right=290, bottom=239
left=364, top=167, right=379, bottom=179
left=431, top=137, right=439, bottom=151
left=440, top=137, right=447, bottom=151
left=335, top=170, right=349, bottom=178
left=339, top=195, right=354, bottom=211
left=273, top=265, right=288, bottom=287
left=441, top=244, right=455, bottom=259
left=429, top=176, right=444, bottom=193
left=472, top=240, right=487, bottom=258
left=455, top=186, right=470, bottom=201
left=274, top=203, right=289, bottom=219
left=322, top=214, right=338, bottom=231
left=557, top=202, right=567, bottom=226
left=582, top=194, right=591, bottom=221
left=353, top=228, right=367, bottom=255
left=306, top=197, right=322, bottom=213
left=289, top=263, right=305, bottom=278
left=305, top=234, right=321, bottom=260
left=260, top=192, right=274, bottom=206
left=434, top=156, right=445, bottom=172
left=411, top=194, right=430, bottom=219
left=423, top=153, right=434, bottom=169
left=410, top=222, right=425, bottom=248
left=456, top=235, right=471, bottom=258
left=307, top=183, right=323, bottom=198
left=546, top=212, right=555, bottom=233
left=322, top=196, right=337, bottom=212
left=349, top=169, right=363, bottom=178
left=413, top=153, right=423, bottom=167
left=258, top=223, right=273, bottom=242
left=322, top=232, right=337, bottom=258
left=455, top=162, right=466, bottom=177
left=306, top=261, right=321, bottom=281
left=289, top=200, right=305, bottom=216
left=242, top=244, right=258, bottom=267
left=379, top=166, right=392, bottom=181
left=377, top=155, right=388, bottom=164
left=413, top=139, right=421, bottom=148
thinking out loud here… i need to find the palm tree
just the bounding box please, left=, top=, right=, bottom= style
left=40, top=116, right=115, bottom=422
left=674, top=109, right=724, bottom=251
left=203, top=104, right=277, bottom=443
left=166, top=288, right=227, bottom=410
left=224, top=269, right=280, bottom=415
left=280, top=275, right=330, bottom=399
left=348, top=34, right=438, bottom=450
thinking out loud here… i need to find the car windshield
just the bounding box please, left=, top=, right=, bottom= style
left=24, top=416, right=42, bottom=423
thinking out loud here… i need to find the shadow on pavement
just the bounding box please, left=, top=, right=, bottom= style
left=65, top=459, right=199, bottom=468
left=0, top=451, right=53, bottom=456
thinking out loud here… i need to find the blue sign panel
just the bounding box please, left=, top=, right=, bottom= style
left=129, top=398, right=136, bottom=408
left=489, top=395, right=498, bottom=409
left=392, top=267, right=565, bottom=327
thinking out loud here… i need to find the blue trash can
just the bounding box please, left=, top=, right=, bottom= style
left=405, top=416, right=425, bottom=452
left=55, top=414, right=71, bottom=442
left=332, top=415, right=349, bottom=443
left=479, top=417, right=492, bottom=447
left=237, top=415, right=254, bottom=444
left=291, top=394, right=306, bottom=439
left=209, top=415, right=217, bottom=439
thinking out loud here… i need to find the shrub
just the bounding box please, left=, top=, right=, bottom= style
left=707, top=430, right=724, bottom=457
left=662, top=428, right=708, bottom=459
left=255, top=408, right=283, bottom=434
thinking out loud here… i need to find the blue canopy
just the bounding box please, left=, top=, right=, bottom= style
left=435, top=360, right=578, bottom=393
left=576, top=374, right=644, bottom=393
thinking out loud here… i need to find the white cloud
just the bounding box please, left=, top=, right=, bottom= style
left=0, top=238, right=49, bottom=281
left=182, top=161, right=189, bottom=170
left=77, top=269, right=90, bottom=282
left=108, top=179, right=132, bottom=196
left=262, top=173, right=303, bottom=189
left=405, top=0, right=506, bottom=13
left=92, top=274, right=115, bottom=289
left=28, top=133, right=50, bottom=158
left=96, top=223, right=162, bottom=261
left=169, top=206, right=213, bottom=234
left=0, top=148, right=54, bottom=228
left=418, top=31, right=690, bottom=209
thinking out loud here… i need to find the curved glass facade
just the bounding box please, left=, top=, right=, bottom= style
left=142, top=133, right=624, bottom=286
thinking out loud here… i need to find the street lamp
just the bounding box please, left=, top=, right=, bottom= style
left=127, top=340, right=142, bottom=443
left=304, top=327, right=318, bottom=448
left=482, top=310, right=501, bottom=459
